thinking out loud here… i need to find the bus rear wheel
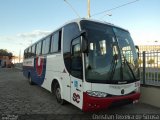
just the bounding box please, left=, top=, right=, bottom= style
left=28, top=75, right=35, bottom=85
left=54, top=83, right=65, bottom=105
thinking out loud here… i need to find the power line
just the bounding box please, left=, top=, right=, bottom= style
left=64, top=0, right=81, bottom=18
left=91, top=0, right=140, bottom=17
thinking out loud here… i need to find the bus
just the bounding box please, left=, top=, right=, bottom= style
left=23, top=18, right=140, bottom=112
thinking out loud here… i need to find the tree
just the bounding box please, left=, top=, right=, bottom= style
left=0, top=49, right=13, bottom=59
left=147, top=59, right=155, bottom=64
left=138, top=59, right=143, bottom=65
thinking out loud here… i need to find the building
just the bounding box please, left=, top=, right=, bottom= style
left=139, top=45, right=160, bottom=52
left=0, top=56, right=12, bottom=68
left=138, top=45, right=160, bottom=68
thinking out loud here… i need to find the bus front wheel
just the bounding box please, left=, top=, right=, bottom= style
left=54, top=83, right=65, bottom=105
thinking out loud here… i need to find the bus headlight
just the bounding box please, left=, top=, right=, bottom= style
left=86, top=91, right=108, bottom=97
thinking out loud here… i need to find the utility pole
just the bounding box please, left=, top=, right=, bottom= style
left=87, top=0, right=91, bottom=18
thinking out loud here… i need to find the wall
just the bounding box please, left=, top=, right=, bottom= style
left=0, top=56, right=12, bottom=67
left=14, top=63, right=23, bottom=70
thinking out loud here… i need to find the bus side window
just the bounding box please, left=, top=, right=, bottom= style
left=51, top=30, right=61, bottom=53
left=36, top=41, right=42, bottom=56
left=31, top=45, right=36, bottom=57
left=42, top=36, right=50, bottom=55
left=28, top=47, right=32, bottom=58
left=71, top=39, right=82, bottom=78
left=24, top=49, right=28, bottom=59
left=63, top=23, right=80, bottom=75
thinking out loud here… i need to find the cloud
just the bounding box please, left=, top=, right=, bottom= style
left=0, top=30, right=51, bottom=43
left=0, top=36, right=17, bottom=42
left=0, top=30, right=52, bottom=56
left=17, top=30, right=51, bottom=38
left=130, top=29, right=160, bottom=45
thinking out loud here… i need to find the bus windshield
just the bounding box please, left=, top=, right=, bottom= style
left=80, top=20, right=139, bottom=84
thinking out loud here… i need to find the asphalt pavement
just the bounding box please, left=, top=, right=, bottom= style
left=0, top=68, right=160, bottom=120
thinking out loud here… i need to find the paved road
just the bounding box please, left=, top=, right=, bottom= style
left=0, top=68, right=160, bottom=120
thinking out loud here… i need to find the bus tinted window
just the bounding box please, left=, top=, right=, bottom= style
left=63, top=23, right=79, bottom=53
left=24, top=49, right=28, bottom=58
left=31, top=45, right=36, bottom=57
left=63, top=23, right=80, bottom=73
left=28, top=47, right=32, bottom=58
left=36, top=41, right=42, bottom=56
left=42, top=37, right=50, bottom=54
left=71, top=42, right=82, bottom=78
left=51, top=30, right=61, bottom=53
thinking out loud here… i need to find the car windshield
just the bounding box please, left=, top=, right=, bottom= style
left=80, top=20, right=139, bottom=83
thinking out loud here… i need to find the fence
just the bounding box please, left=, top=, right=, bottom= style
left=139, top=50, right=160, bottom=86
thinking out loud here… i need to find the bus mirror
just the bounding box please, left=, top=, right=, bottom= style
left=71, top=30, right=88, bottom=53
left=135, top=45, right=139, bottom=57
left=80, top=30, right=88, bottom=53
left=80, top=30, right=87, bottom=37
left=71, top=30, right=86, bottom=42
left=81, top=38, right=88, bottom=53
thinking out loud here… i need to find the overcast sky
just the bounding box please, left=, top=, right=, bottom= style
left=0, top=0, right=160, bottom=56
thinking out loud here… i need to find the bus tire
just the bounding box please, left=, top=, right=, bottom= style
left=54, top=82, right=65, bottom=105
left=28, top=74, right=34, bottom=85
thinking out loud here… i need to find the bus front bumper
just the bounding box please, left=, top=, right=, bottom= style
left=82, top=92, right=140, bottom=112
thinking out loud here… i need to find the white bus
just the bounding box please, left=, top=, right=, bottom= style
left=23, top=18, right=140, bottom=112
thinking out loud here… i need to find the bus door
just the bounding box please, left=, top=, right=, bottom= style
left=70, top=38, right=83, bottom=109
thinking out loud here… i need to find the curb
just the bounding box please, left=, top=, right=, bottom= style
left=15, top=67, right=23, bottom=70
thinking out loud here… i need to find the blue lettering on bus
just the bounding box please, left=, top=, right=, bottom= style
left=74, top=80, right=78, bottom=88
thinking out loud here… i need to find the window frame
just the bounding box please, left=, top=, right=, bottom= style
left=28, top=47, right=32, bottom=58
left=31, top=45, right=36, bottom=57
left=42, top=36, right=51, bottom=55
left=24, top=48, right=28, bottom=59
left=50, top=29, right=62, bottom=54
left=62, top=22, right=83, bottom=79
left=70, top=38, right=83, bottom=79
left=36, top=41, right=42, bottom=56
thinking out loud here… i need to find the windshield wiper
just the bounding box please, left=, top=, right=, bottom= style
left=121, top=52, right=136, bottom=80
left=108, top=54, right=118, bottom=80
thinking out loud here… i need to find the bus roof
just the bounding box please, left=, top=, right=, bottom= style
left=65, top=18, right=129, bottom=31
left=24, top=18, right=129, bottom=50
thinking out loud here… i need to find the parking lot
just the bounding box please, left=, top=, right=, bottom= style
left=0, top=68, right=160, bottom=119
